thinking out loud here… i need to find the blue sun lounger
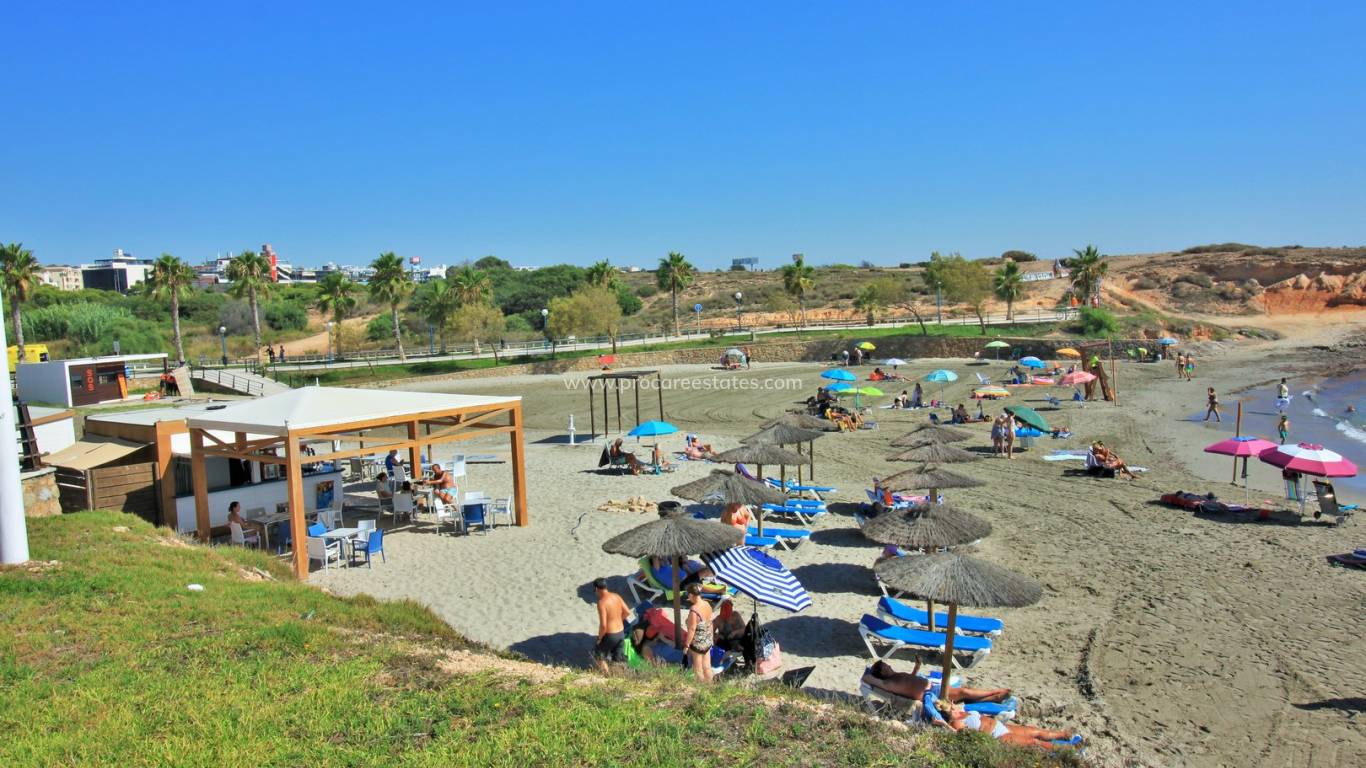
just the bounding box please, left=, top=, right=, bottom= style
left=877, top=596, right=1004, bottom=637
left=858, top=615, right=992, bottom=668
left=745, top=534, right=779, bottom=549
left=747, top=525, right=811, bottom=550
left=761, top=503, right=827, bottom=525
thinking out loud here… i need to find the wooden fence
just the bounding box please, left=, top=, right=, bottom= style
left=55, top=461, right=159, bottom=522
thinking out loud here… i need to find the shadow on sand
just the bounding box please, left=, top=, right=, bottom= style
left=761, top=615, right=866, bottom=659
left=790, top=562, right=880, bottom=596
left=507, top=632, right=596, bottom=668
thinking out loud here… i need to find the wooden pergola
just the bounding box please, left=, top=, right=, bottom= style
left=184, top=387, right=528, bottom=578
left=587, top=370, right=665, bottom=437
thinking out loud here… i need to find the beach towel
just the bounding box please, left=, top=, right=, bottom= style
left=1044, top=450, right=1089, bottom=462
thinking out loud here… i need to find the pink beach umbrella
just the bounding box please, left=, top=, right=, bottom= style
left=1257, top=442, right=1358, bottom=515
left=1204, top=436, right=1278, bottom=504
left=1059, top=371, right=1095, bottom=387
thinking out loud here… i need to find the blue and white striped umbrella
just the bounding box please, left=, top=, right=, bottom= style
left=702, top=547, right=812, bottom=613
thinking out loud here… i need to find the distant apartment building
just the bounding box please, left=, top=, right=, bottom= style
left=81, top=249, right=152, bottom=293
left=731, top=257, right=759, bottom=271
left=37, top=265, right=83, bottom=291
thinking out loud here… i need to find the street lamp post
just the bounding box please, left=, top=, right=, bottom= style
left=325, top=321, right=334, bottom=362
left=541, top=308, right=551, bottom=355
left=218, top=326, right=228, bottom=366
left=733, top=292, right=743, bottom=331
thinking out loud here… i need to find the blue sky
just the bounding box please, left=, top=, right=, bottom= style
left=4, top=2, right=1364, bottom=270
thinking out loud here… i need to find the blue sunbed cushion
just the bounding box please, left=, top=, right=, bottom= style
left=860, top=615, right=992, bottom=653
left=747, top=526, right=811, bottom=539
left=878, top=596, right=1004, bottom=635
left=745, top=534, right=779, bottom=548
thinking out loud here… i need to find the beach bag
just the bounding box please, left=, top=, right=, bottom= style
left=756, top=640, right=783, bottom=675
left=598, top=447, right=610, bottom=468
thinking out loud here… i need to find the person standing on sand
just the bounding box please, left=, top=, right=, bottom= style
left=1175, top=353, right=1185, bottom=379
left=1003, top=417, right=1016, bottom=459
left=1204, top=387, right=1221, bottom=422
left=1278, top=414, right=1290, bottom=444
left=682, top=583, right=715, bottom=683
left=1185, top=355, right=1196, bottom=381
left=592, top=578, right=630, bottom=674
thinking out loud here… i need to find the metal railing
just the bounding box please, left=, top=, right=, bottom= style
left=190, top=367, right=267, bottom=397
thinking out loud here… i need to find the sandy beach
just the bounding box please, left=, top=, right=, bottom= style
left=313, top=323, right=1366, bottom=768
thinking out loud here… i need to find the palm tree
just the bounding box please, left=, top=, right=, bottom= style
left=368, top=252, right=414, bottom=361
left=0, top=243, right=38, bottom=362
left=316, top=272, right=359, bottom=358
left=993, top=259, right=1025, bottom=322
left=449, top=265, right=493, bottom=306
left=655, top=252, right=696, bottom=336
left=225, top=250, right=273, bottom=353
left=780, top=256, right=816, bottom=327
left=853, top=284, right=885, bottom=326
left=585, top=260, right=616, bottom=288
left=1067, top=244, right=1108, bottom=306
left=415, top=278, right=460, bottom=352
left=145, top=253, right=196, bottom=362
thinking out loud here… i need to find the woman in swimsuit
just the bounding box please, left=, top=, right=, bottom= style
left=934, top=700, right=1078, bottom=751
left=682, top=583, right=715, bottom=682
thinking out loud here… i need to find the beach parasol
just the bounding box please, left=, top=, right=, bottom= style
left=1258, top=443, right=1359, bottom=516
left=1004, top=404, right=1050, bottom=433
left=884, top=357, right=907, bottom=369
left=826, top=382, right=853, bottom=392
left=1056, top=348, right=1081, bottom=359
left=858, top=341, right=877, bottom=351
left=822, top=368, right=857, bottom=382
left=972, top=386, right=1010, bottom=400
left=890, top=423, right=973, bottom=446
left=702, top=547, right=812, bottom=613
left=1158, top=337, right=1178, bottom=346
left=603, top=508, right=743, bottom=646
left=711, top=445, right=810, bottom=535
left=984, top=340, right=1010, bottom=360
left=861, top=502, right=993, bottom=630
left=1058, top=371, right=1095, bottom=387
left=836, top=386, right=883, bottom=409
left=744, top=423, right=827, bottom=484
left=628, top=420, right=679, bottom=458
left=925, top=369, right=958, bottom=404
left=761, top=413, right=840, bottom=433
left=883, top=463, right=984, bottom=504
left=875, top=553, right=1041, bottom=693
left=1204, top=436, right=1278, bottom=504
left=671, top=470, right=790, bottom=508
left=889, top=440, right=981, bottom=464
left=1018, top=356, right=1045, bottom=369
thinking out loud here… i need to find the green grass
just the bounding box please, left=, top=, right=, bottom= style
left=0, top=513, right=1084, bottom=767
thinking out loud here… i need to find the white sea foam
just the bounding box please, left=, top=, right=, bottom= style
left=1336, top=419, right=1366, bottom=447
left=1312, top=408, right=1328, bottom=418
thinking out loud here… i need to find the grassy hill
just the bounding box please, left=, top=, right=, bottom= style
left=0, top=513, right=1081, bottom=767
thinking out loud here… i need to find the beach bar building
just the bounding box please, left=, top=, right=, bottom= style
left=16, top=353, right=168, bottom=407
left=182, top=387, right=528, bottom=577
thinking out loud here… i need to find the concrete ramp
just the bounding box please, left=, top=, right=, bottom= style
left=190, top=368, right=290, bottom=397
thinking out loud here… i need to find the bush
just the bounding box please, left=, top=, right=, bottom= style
left=180, top=291, right=228, bottom=326
left=1182, top=242, right=1256, bottom=254
left=21, top=303, right=132, bottom=343
left=1130, top=277, right=1160, bottom=290
left=366, top=314, right=395, bottom=342
left=1174, top=273, right=1213, bottom=289
left=1001, top=250, right=1037, bottom=262
left=615, top=284, right=642, bottom=316
left=263, top=301, right=308, bottom=332
left=634, top=284, right=658, bottom=299
left=218, top=301, right=255, bottom=336
left=503, top=314, right=533, bottom=333
left=1077, top=307, right=1119, bottom=337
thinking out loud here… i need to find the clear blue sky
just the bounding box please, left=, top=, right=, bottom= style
left=4, top=2, right=1364, bottom=270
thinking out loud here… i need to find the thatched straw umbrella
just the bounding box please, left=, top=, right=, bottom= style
left=882, top=463, right=984, bottom=504
left=762, top=413, right=841, bottom=433
left=744, top=423, right=827, bottom=484
left=710, top=444, right=810, bottom=535
left=602, top=508, right=743, bottom=646
left=875, top=553, right=1041, bottom=692
left=888, top=441, right=980, bottom=464
left=671, top=469, right=790, bottom=537
left=890, top=424, right=973, bottom=447
left=860, top=503, right=992, bottom=630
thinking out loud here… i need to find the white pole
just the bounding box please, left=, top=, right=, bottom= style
left=0, top=289, right=32, bottom=564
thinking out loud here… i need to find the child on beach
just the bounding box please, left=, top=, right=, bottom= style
left=1278, top=414, right=1290, bottom=444
left=1185, top=355, right=1196, bottom=381
left=1175, top=353, right=1185, bottom=379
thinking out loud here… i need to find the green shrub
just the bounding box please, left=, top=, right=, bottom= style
left=504, top=314, right=533, bottom=333
left=615, top=284, right=643, bottom=316
left=366, top=314, right=395, bottom=342
left=634, top=284, right=658, bottom=298
left=21, top=303, right=132, bottom=343
left=1174, top=273, right=1213, bottom=289
left=1130, top=277, right=1160, bottom=290
left=1182, top=242, right=1257, bottom=254
left=180, top=291, right=228, bottom=326
left=263, top=301, right=308, bottom=332
left=1077, top=307, right=1119, bottom=337
left=218, top=301, right=255, bottom=335
left=1001, top=250, right=1037, bottom=262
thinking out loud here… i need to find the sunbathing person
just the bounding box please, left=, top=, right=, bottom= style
left=1092, top=441, right=1137, bottom=480
left=893, top=390, right=909, bottom=408
left=609, top=438, right=647, bottom=474
left=863, top=660, right=1011, bottom=704
left=631, top=604, right=684, bottom=662
left=647, top=556, right=727, bottom=596
left=951, top=404, right=971, bottom=424
left=720, top=503, right=752, bottom=531
left=684, top=434, right=715, bottom=460
left=870, top=367, right=887, bottom=381
left=651, top=444, right=671, bottom=471
left=932, top=699, right=1079, bottom=751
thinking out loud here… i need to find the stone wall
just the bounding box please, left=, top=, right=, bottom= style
left=21, top=467, right=62, bottom=518
left=378, top=332, right=1153, bottom=387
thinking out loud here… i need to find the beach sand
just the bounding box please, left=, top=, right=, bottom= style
left=314, top=325, right=1366, bottom=767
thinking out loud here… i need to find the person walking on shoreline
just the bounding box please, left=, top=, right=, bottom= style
left=1204, top=387, right=1221, bottom=422
left=1185, top=355, right=1196, bottom=381
left=1277, top=413, right=1290, bottom=444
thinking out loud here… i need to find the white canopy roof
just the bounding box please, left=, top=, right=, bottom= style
left=183, top=386, right=520, bottom=437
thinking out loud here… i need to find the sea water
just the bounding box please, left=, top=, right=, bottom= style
left=1193, top=370, right=1365, bottom=498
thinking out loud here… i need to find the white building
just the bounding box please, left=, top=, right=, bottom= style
left=16, top=353, right=168, bottom=407
left=81, top=249, right=153, bottom=293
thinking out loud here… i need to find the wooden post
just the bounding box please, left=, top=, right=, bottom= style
left=407, top=420, right=421, bottom=478
left=926, top=599, right=935, bottom=631
left=1110, top=351, right=1118, bottom=405
left=190, top=429, right=210, bottom=541
left=588, top=381, right=596, bottom=442
left=154, top=421, right=178, bottom=528
left=940, top=602, right=958, bottom=698
left=510, top=403, right=529, bottom=526
left=656, top=373, right=664, bottom=421
left=602, top=382, right=609, bottom=437
left=671, top=554, right=684, bottom=650
left=809, top=440, right=816, bottom=481
left=796, top=443, right=803, bottom=485
left=1233, top=401, right=1243, bottom=484
left=614, top=379, right=622, bottom=433
left=634, top=378, right=641, bottom=428
left=286, top=433, right=308, bottom=578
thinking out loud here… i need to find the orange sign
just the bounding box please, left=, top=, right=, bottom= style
left=83, top=367, right=95, bottom=392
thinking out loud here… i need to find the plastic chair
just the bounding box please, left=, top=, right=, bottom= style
left=392, top=493, right=415, bottom=523
left=462, top=498, right=489, bottom=535
left=307, top=537, right=342, bottom=570
left=489, top=498, right=513, bottom=528
left=352, top=529, right=385, bottom=568
left=228, top=521, right=259, bottom=548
